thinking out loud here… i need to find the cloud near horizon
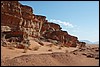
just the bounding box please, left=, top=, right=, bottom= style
left=49, top=19, right=74, bottom=28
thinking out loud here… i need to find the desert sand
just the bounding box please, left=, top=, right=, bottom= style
left=1, top=41, right=99, bottom=66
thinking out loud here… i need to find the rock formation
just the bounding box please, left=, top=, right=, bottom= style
left=1, top=1, right=85, bottom=47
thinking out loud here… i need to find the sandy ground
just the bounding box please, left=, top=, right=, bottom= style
left=1, top=45, right=77, bottom=60
left=1, top=41, right=99, bottom=66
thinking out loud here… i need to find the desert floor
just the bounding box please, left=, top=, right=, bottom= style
left=1, top=42, right=99, bottom=66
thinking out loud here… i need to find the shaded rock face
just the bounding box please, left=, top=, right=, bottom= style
left=1, top=1, right=46, bottom=37
left=41, top=22, right=61, bottom=35
left=43, top=31, right=68, bottom=41
left=67, top=35, right=79, bottom=47
left=41, top=29, right=79, bottom=47
left=1, top=1, right=84, bottom=47
left=77, top=42, right=86, bottom=48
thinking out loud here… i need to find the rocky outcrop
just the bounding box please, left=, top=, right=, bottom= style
left=40, top=22, right=61, bottom=35
left=40, top=22, right=79, bottom=47
left=1, top=1, right=85, bottom=47
left=1, top=1, right=46, bottom=38
left=66, top=35, right=79, bottom=47
left=71, top=46, right=99, bottom=59
left=39, top=18, right=80, bottom=47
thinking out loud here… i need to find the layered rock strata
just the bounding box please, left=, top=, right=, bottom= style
left=1, top=1, right=85, bottom=47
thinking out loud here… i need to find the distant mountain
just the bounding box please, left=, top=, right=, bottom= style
left=80, top=40, right=93, bottom=44
left=80, top=40, right=99, bottom=44
left=93, top=41, right=99, bottom=44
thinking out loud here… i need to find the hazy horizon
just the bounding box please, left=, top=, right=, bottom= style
left=19, top=1, right=99, bottom=42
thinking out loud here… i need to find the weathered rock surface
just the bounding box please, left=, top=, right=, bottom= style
left=1, top=1, right=85, bottom=48
left=71, top=46, right=99, bottom=59
left=1, top=1, right=45, bottom=38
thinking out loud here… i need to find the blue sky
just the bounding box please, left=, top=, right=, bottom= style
left=19, top=1, right=99, bottom=42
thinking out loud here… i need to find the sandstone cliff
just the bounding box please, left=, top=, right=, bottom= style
left=1, top=1, right=85, bottom=47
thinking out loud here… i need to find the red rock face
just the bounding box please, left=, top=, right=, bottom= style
left=1, top=1, right=46, bottom=37
left=67, top=36, right=78, bottom=47
left=1, top=1, right=22, bottom=29
left=41, top=22, right=80, bottom=47
left=78, top=42, right=86, bottom=48
left=1, top=1, right=85, bottom=47
left=21, top=5, right=33, bottom=14
left=41, top=22, right=62, bottom=35
left=1, top=13, right=21, bottom=30
left=35, top=15, right=46, bottom=23
left=1, top=1, right=21, bottom=17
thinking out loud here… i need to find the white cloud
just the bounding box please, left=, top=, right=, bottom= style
left=49, top=19, right=74, bottom=28
left=48, top=19, right=80, bottom=36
